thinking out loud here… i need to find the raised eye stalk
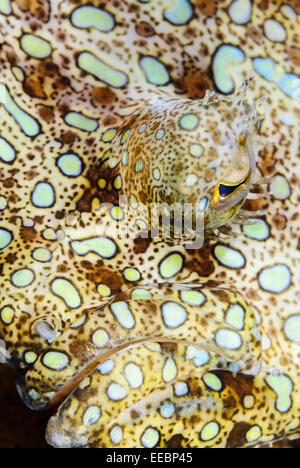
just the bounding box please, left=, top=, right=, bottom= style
left=211, top=134, right=256, bottom=212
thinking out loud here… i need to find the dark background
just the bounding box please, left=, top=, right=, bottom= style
left=0, top=364, right=52, bottom=448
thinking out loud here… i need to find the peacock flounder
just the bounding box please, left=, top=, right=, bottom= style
left=0, top=0, right=299, bottom=448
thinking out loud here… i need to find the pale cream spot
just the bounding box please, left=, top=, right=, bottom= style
left=228, top=0, right=252, bottom=24
left=203, top=373, right=222, bottom=391
left=0, top=137, right=15, bottom=163
left=12, top=66, right=24, bottom=82
left=242, top=219, right=269, bottom=241
left=98, top=359, right=114, bottom=374
left=280, top=4, right=297, bottom=19
left=265, top=374, right=293, bottom=413
left=261, top=334, right=271, bottom=351
left=121, top=150, right=129, bottom=165
left=264, top=18, right=287, bottom=42
left=42, top=228, right=56, bottom=240
left=57, top=153, right=83, bottom=177
left=129, top=195, right=138, bottom=209
left=31, top=182, right=55, bottom=208
left=164, top=0, right=193, bottom=25
left=179, top=113, right=199, bottom=130
left=110, top=206, right=124, bottom=221
left=159, top=253, right=183, bottom=279
left=24, top=351, right=37, bottom=364
left=92, top=329, right=110, bottom=348
left=0, top=0, right=11, bottom=15
left=284, top=315, right=300, bottom=343
left=83, top=406, right=101, bottom=427
left=110, top=302, right=135, bottom=329
left=225, top=304, right=245, bottom=330
left=65, top=112, right=98, bottom=132
left=144, top=342, right=161, bottom=352
left=214, top=245, right=245, bottom=268
left=141, top=427, right=160, bottom=448
left=42, top=351, right=69, bottom=371
left=110, top=425, right=123, bottom=445
left=38, top=322, right=58, bottom=344
left=246, top=425, right=262, bottom=443
left=0, top=306, right=14, bottom=324
left=77, top=51, right=128, bottom=88
left=70, top=315, right=86, bottom=328
left=186, top=174, right=198, bottom=187
left=32, top=248, right=52, bottom=262
left=243, top=394, right=255, bottom=409
left=215, top=328, right=242, bottom=350
left=162, top=357, right=177, bottom=382
left=79, top=377, right=90, bottom=391
left=258, top=264, right=291, bottom=293
left=140, top=56, right=170, bottom=86
left=186, top=346, right=209, bottom=367
left=131, top=288, right=152, bottom=300
left=113, top=175, right=122, bottom=189
left=0, top=196, right=7, bottom=210
left=174, top=382, right=188, bottom=396
left=270, top=174, right=291, bottom=200
left=124, top=362, right=144, bottom=389
left=138, top=123, right=147, bottom=133
left=212, top=45, right=245, bottom=93
left=160, top=403, right=175, bottom=418
left=51, top=278, right=81, bottom=309
left=180, top=290, right=205, bottom=306
left=97, top=284, right=111, bottom=297
left=161, top=302, right=187, bottom=328
left=71, top=5, right=114, bottom=31
left=155, top=128, right=165, bottom=139
left=71, top=237, right=117, bottom=259
left=287, top=418, right=300, bottom=431
left=123, top=267, right=141, bottom=282
left=11, top=269, right=35, bottom=288
left=0, top=83, right=40, bottom=137
left=153, top=168, right=161, bottom=180
left=107, top=382, right=127, bottom=401
left=190, top=143, right=204, bottom=157
left=102, top=128, right=117, bottom=142
left=200, top=421, right=220, bottom=441
left=135, top=159, right=144, bottom=172
left=20, top=33, right=52, bottom=59
left=121, top=129, right=131, bottom=144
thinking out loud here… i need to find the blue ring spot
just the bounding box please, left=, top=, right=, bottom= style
left=31, top=182, right=55, bottom=208
left=258, top=264, right=291, bottom=293
left=57, top=153, right=83, bottom=177
left=0, top=137, right=15, bottom=163
left=253, top=57, right=276, bottom=81
left=179, top=113, right=199, bottom=130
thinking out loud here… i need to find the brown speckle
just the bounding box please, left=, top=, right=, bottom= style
left=38, top=105, right=54, bottom=123
left=133, top=236, right=151, bottom=254
left=20, top=226, right=37, bottom=241
left=196, top=0, right=218, bottom=16
left=91, top=87, right=116, bottom=106
left=165, top=434, right=188, bottom=448
left=227, top=422, right=252, bottom=448
left=136, top=21, right=155, bottom=37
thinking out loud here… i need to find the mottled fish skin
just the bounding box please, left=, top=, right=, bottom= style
left=0, top=0, right=299, bottom=448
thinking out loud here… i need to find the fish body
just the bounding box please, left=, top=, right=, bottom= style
left=0, top=0, right=299, bottom=448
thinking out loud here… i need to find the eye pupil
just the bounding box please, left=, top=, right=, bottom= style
left=219, top=184, right=238, bottom=198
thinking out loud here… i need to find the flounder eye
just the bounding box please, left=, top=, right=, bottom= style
left=211, top=134, right=256, bottom=212
left=218, top=181, right=245, bottom=199
left=212, top=173, right=250, bottom=211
